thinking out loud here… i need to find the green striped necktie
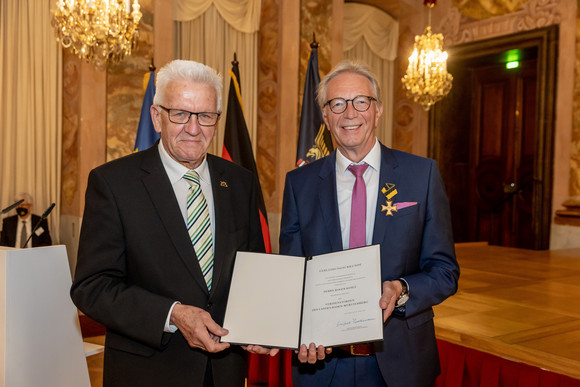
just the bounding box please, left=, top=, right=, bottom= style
left=184, top=170, right=214, bottom=290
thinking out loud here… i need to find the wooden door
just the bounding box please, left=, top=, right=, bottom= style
left=469, top=59, right=537, bottom=248
left=430, top=27, right=557, bottom=250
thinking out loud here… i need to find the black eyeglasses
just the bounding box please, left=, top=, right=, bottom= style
left=324, top=95, right=377, bottom=114
left=158, top=105, right=220, bottom=126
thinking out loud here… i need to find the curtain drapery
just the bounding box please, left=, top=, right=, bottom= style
left=174, top=0, right=260, bottom=158
left=0, top=0, right=62, bottom=243
left=343, top=3, right=398, bottom=147
left=174, top=0, right=261, bottom=33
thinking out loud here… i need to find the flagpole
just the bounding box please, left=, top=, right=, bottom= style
left=295, top=32, right=334, bottom=167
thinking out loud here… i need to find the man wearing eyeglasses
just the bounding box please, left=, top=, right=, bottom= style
left=71, top=59, right=276, bottom=387
left=279, top=60, right=460, bottom=387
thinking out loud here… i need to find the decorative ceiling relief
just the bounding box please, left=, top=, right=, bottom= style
left=441, top=0, right=561, bottom=46
left=452, top=0, right=529, bottom=19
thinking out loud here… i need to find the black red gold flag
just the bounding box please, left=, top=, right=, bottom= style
left=222, top=56, right=272, bottom=253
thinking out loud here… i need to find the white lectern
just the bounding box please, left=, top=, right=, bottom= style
left=0, top=246, right=90, bottom=387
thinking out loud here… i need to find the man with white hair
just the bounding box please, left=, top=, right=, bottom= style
left=71, top=59, right=275, bottom=387
left=0, top=192, right=52, bottom=248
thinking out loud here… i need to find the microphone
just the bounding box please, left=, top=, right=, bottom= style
left=1, top=199, right=24, bottom=215
left=40, top=202, right=56, bottom=219
left=24, top=202, right=55, bottom=248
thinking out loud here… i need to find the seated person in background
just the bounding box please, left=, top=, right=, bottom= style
left=0, top=192, right=52, bottom=248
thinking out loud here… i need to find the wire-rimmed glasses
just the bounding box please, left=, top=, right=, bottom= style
left=158, top=105, right=220, bottom=126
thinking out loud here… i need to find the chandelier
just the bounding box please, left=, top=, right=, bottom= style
left=51, top=0, right=142, bottom=70
left=401, top=0, right=453, bottom=111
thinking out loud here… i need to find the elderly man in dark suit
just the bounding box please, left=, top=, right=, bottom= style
left=279, top=61, right=460, bottom=387
left=71, top=59, right=275, bottom=387
left=1, top=192, right=52, bottom=248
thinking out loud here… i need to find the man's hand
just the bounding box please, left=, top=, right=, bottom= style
left=379, top=280, right=403, bottom=322
left=170, top=304, right=230, bottom=353
left=295, top=343, right=332, bottom=364
left=242, top=345, right=280, bottom=357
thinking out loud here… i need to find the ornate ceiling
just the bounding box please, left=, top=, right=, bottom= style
left=347, top=0, right=530, bottom=20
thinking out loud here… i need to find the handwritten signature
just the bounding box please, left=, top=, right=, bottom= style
left=336, top=317, right=376, bottom=327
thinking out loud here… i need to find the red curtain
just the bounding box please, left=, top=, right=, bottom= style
left=248, top=349, right=293, bottom=386
left=435, top=339, right=580, bottom=387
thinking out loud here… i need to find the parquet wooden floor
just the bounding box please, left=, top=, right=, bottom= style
left=84, top=335, right=104, bottom=387
left=434, top=242, right=580, bottom=380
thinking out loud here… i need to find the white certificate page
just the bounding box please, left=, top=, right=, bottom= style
left=221, top=252, right=306, bottom=349
left=300, top=245, right=383, bottom=347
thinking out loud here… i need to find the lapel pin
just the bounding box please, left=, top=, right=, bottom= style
left=220, top=181, right=228, bottom=188
left=381, top=183, right=398, bottom=200
left=381, top=183, right=398, bottom=216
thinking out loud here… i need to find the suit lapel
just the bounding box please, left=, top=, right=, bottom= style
left=139, top=146, right=210, bottom=294
left=318, top=152, right=343, bottom=252
left=373, top=145, right=400, bottom=245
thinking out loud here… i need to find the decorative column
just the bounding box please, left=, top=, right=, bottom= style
left=59, top=0, right=164, bottom=269
left=554, top=7, right=580, bottom=226
left=60, top=52, right=107, bottom=271
left=256, top=0, right=340, bottom=252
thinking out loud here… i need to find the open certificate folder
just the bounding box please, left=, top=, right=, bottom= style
left=222, top=245, right=383, bottom=349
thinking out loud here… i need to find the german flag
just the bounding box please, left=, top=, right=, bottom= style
left=222, top=56, right=271, bottom=253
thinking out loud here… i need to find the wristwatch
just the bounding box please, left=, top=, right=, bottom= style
left=396, top=279, right=409, bottom=307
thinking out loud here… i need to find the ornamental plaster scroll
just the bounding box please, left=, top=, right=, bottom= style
left=452, top=0, right=529, bottom=19
left=440, top=0, right=561, bottom=46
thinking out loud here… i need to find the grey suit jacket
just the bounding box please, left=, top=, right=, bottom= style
left=71, top=144, right=265, bottom=387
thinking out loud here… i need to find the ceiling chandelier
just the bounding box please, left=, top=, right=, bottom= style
left=401, top=0, right=453, bottom=111
left=51, top=0, right=142, bottom=70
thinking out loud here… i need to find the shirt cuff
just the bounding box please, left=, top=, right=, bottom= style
left=400, top=277, right=410, bottom=295
left=164, top=301, right=181, bottom=333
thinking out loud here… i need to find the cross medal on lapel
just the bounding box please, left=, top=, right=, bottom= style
left=381, top=183, right=398, bottom=216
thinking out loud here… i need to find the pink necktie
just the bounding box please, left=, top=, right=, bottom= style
left=348, top=163, right=369, bottom=248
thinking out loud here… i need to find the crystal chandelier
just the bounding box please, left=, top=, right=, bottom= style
left=401, top=0, right=453, bottom=111
left=51, top=0, right=142, bottom=70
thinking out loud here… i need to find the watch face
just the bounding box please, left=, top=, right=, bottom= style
left=396, top=294, right=409, bottom=308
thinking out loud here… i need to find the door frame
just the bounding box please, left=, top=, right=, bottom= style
left=429, top=26, right=558, bottom=249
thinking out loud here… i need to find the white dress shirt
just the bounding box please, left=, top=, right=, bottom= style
left=335, top=138, right=381, bottom=249
left=157, top=140, right=215, bottom=238
left=157, top=140, right=216, bottom=332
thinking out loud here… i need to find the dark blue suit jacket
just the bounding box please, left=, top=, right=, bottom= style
left=279, top=143, right=460, bottom=387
